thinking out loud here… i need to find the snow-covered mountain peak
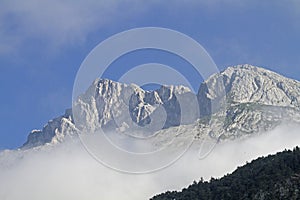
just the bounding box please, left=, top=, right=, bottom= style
left=221, top=64, right=292, bottom=81
left=72, top=78, right=196, bottom=133
left=201, top=64, right=300, bottom=109
left=21, top=65, right=300, bottom=149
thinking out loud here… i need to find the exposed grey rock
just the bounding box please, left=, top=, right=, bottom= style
left=202, top=64, right=300, bottom=110
left=22, top=109, right=77, bottom=149
left=21, top=64, right=300, bottom=149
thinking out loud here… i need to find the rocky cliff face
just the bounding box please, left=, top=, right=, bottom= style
left=200, top=64, right=300, bottom=110
left=72, top=78, right=198, bottom=133
left=22, top=79, right=197, bottom=148
left=21, top=64, right=300, bottom=149
left=22, top=109, right=76, bottom=149
left=194, top=64, right=300, bottom=140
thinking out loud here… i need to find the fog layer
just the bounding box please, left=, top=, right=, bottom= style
left=1, top=124, right=300, bottom=200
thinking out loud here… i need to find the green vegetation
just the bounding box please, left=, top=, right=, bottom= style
left=151, top=147, right=300, bottom=200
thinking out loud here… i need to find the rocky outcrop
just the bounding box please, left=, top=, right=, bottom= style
left=21, top=64, right=300, bottom=149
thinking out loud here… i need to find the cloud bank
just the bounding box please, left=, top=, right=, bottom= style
left=0, top=0, right=154, bottom=54
left=2, top=0, right=299, bottom=55
left=1, top=123, right=300, bottom=200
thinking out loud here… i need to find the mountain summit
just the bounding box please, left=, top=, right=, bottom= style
left=204, top=64, right=300, bottom=108
left=22, top=65, right=300, bottom=149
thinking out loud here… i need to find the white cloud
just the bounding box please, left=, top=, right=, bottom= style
left=0, top=0, right=157, bottom=54
left=1, top=0, right=298, bottom=56
left=0, top=0, right=256, bottom=49
left=1, top=124, right=300, bottom=200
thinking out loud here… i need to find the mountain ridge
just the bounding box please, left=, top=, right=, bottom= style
left=21, top=64, right=300, bottom=149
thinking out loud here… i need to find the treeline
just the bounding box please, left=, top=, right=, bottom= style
left=151, top=146, right=300, bottom=200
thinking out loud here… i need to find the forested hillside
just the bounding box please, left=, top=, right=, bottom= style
left=151, top=147, right=300, bottom=200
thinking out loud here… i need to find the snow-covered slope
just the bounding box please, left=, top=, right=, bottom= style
left=72, top=79, right=197, bottom=133
left=195, top=64, right=300, bottom=140
left=22, top=79, right=198, bottom=148
left=200, top=64, right=300, bottom=110
left=21, top=64, right=300, bottom=149
left=22, top=109, right=76, bottom=149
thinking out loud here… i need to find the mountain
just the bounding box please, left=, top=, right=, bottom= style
left=150, top=146, right=300, bottom=200
left=202, top=64, right=300, bottom=109
left=21, top=64, right=300, bottom=149
left=195, top=64, right=300, bottom=141
left=22, top=79, right=198, bottom=149
left=72, top=78, right=198, bottom=133
left=22, top=109, right=76, bottom=148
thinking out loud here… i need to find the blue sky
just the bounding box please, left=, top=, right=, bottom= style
left=1, top=0, right=300, bottom=149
